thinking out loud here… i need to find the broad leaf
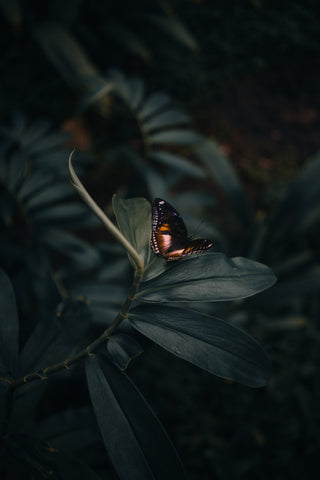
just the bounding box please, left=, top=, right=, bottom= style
left=144, top=15, right=199, bottom=52
left=138, top=92, right=171, bottom=119
left=35, top=23, right=98, bottom=90
left=268, top=152, right=320, bottom=243
left=144, top=109, right=190, bottom=131
left=143, top=255, right=167, bottom=282
left=149, top=150, right=205, bottom=178
left=122, top=149, right=168, bottom=198
left=17, top=171, right=53, bottom=201
left=0, top=269, right=19, bottom=376
left=127, top=76, right=145, bottom=109
left=3, top=151, right=27, bottom=192
left=113, top=195, right=152, bottom=265
left=149, top=129, right=203, bottom=146
left=25, top=130, right=69, bottom=156
left=25, top=183, right=74, bottom=210
left=107, top=333, right=143, bottom=370
left=39, top=229, right=101, bottom=272
left=32, top=203, right=91, bottom=224
left=137, top=252, right=276, bottom=303
left=129, top=305, right=269, bottom=387
left=106, top=23, right=152, bottom=62
left=86, top=355, right=186, bottom=480
left=195, top=139, right=251, bottom=227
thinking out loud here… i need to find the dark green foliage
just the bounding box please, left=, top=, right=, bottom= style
left=129, top=306, right=269, bottom=387
left=19, top=298, right=91, bottom=374
left=1, top=1, right=319, bottom=479
left=86, top=355, right=187, bottom=480
left=0, top=124, right=99, bottom=324
left=0, top=269, right=19, bottom=377
left=106, top=333, right=143, bottom=370
left=2, top=433, right=102, bottom=480
left=0, top=183, right=275, bottom=478
left=137, top=253, right=276, bottom=303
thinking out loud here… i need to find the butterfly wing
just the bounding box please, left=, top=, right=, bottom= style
left=175, top=238, right=214, bottom=261
left=151, top=198, right=188, bottom=258
left=151, top=198, right=213, bottom=261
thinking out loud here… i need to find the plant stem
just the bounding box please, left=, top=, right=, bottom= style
left=1, top=266, right=143, bottom=437
left=1, top=153, right=145, bottom=436
left=68, top=151, right=144, bottom=276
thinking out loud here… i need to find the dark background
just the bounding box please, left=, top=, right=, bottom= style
left=1, top=1, right=320, bottom=479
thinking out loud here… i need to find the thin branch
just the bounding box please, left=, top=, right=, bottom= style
left=1, top=155, right=146, bottom=436
left=1, top=268, right=143, bottom=436
left=68, top=150, right=144, bottom=276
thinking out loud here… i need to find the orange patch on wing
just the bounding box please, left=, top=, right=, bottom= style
left=158, top=223, right=171, bottom=233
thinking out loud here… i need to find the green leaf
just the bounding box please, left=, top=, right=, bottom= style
left=18, top=118, right=52, bottom=147
left=80, top=75, right=116, bottom=110
left=170, top=191, right=215, bottom=210
left=25, top=184, right=74, bottom=211
left=70, top=283, right=127, bottom=307
left=145, top=15, right=199, bottom=52
left=137, top=252, right=276, bottom=303
left=269, top=152, right=320, bottom=242
left=149, top=150, right=205, bottom=178
left=32, top=203, right=91, bottom=225
left=24, top=131, right=69, bottom=155
left=137, top=91, right=171, bottom=119
left=35, top=23, right=98, bottom=91
left=107, top=68, right=133, bottom=102
left=39, top=229, right=101, bottom=272
left=4, top=151, right=27, bottom=193
left=113, top=195, right=152, bottom=266
left=86, top=355, right=187, bottom=480
left=127, top=76, right=146, bottom=110
left=144, top=109, right=191, bottom=131
left=143, top=256, right=167, bottom=282
left=106, top=23, right=152, bottom=62
left=0, top=269, right=19, bottom=376
left=17, top=172, right=53, bottom=201
left=149, top=129, right=203, bottom=146
left=96, top=256, right=129, bottom=281
left=129, top=305, right=269, bottom=387
left=107, top=333, right=143, bottom=370
left=195, top=139, right=251, bottom=227
left=123, top=149, right=168, bottom=198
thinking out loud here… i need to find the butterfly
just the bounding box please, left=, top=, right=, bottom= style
left=151, top=198, right=213, bottom=261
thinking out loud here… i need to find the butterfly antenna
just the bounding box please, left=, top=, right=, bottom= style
left=191, top=218, right=209, bottom=239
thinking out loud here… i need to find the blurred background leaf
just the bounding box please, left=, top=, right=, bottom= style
left=1, top=0, right=320, bottom=478
left=0, top=269, right=19, bottom=377
left=86, top=354, right=187, bottom=480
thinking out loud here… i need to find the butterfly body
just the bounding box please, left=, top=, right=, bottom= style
left=151, top=198, right=213, bottom=261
